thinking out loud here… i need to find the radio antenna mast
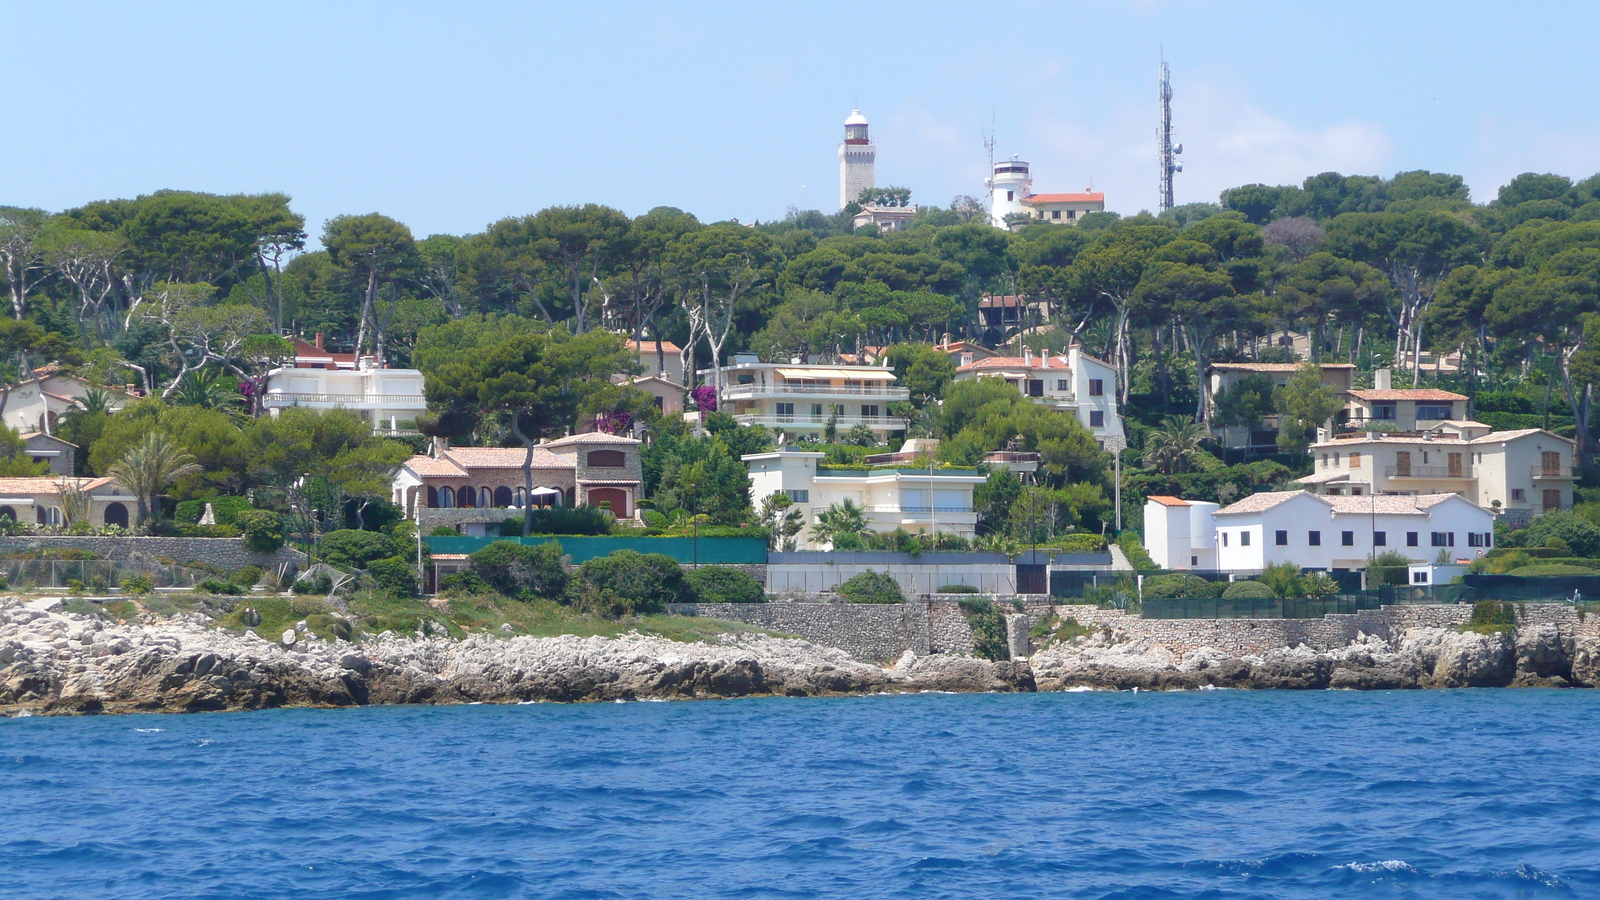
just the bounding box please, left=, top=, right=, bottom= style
left=983, top=111, right=996, bottom=199
left=1158, top=56, right=1182, bottom=211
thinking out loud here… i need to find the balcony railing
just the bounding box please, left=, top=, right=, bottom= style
left=720, top=383, right=910, bottom=399
left=734, top=414, right=902, bottom=429
left=866, top=505, right=975, bottom=515
left=1531, top=465, right=1575, bottom=478
left=264, top=392, right=427, bottom=405
left=1385, top=465, right=1473, bottom=478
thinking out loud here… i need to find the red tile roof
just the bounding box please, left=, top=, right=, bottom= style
left=1147, top=495, right=1190, bottom=507
left=1021, top=192, right=1106, bottom=204
left=956, top=355, right=1070, bottom=372
left=625, top=340, right=682, bottom=353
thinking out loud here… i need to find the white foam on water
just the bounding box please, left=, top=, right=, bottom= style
left=133, top=728, right=163, bottom=733
left=1334, top=860, right=1416, bottom=874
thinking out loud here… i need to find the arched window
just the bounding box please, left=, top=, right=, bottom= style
left=458, top=486, right=475, bottom=508
left=0, top=505, right=15, bottom=522
left=104, top=502, right=129, bottom=528
left=479, top=487, right=492, bottom=508
left=439, top=486, right=455, bottom=508
left=494, top=486, right=514, bottom=507
left=512, top=487, right=526, bottom=509
left=427, top=486, right=439, bottom=508
left=587, top=449, right=626, bottom=468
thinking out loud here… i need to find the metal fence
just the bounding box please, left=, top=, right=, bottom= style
left=0, top=559, right=211, bottom=590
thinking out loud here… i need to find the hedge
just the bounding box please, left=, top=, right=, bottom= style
left=683, top=566, right=765, bottom=603
left=837, top=570, right=904, bottom=604
left=1221, top=580, right=1275, bottom=599
left=1142, top=574, right=1220, bottom=599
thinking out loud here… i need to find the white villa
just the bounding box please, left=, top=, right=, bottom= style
left=704, top=358, right=909, bottom=442
left=0, top=366, right=136, bottom=436
left=742, top=449, right=985, bottom=549
left=1145, top=491, right=1496, bottom=575
left=263, top=336, right=426, bottom=435
left=951, top=346, right=1124, bottom=444
left=1299, top=423, right=1574, bottom=524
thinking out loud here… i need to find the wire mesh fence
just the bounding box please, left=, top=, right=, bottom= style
left=0, top=559, right=211, bottom=590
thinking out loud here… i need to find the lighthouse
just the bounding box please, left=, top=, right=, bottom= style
left=987, top=155, right=1033, bottom=228
left=838, top=109, right=876, bottom=210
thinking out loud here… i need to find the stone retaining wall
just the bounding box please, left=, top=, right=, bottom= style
left=670, top=599, right=1600, bottom=662
left=0, top=536, right=305, bottom=574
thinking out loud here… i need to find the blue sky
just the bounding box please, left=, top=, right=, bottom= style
left=4, top=1, right=1597, bottom=240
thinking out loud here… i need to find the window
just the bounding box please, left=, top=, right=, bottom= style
left=1342, top=531, right=1355, bottom=546
left=1241, top=531, right=1251, bottom=546
left=1052, top=210, right=1061, bottom=220
left=1544, top=489, right=1562, bottom=511
left=652, top=396, right=664, bottom=411
left=1222, top=532, right=1228, bottom=547
left=587, top=449, right=626, bottom=468
left=775, top=402, right=794, bottom=420
left=1350, top=452, right=1362, bottom=468
left=785, top=489, right=809, bottom=503
left=1089, top=411, right=1105, bottom=428
left=861, top=404, right=878, bottom=418
left=1088, top=379, right=1104, bottom=396
left=1309, top=531, right=1322, bottom=546
left=1333, top=453, right=1341, bottom=465
left=1512, top=488, right=1526, bottom=502
left=1321, top=454, right=1328, bottom=468
left=1412, top=571, right=1429, bottom=584
left=1056, top=379, right=1069, bottom=392
left=1275, top=530, right=1288, bottom=546
left=1468, top=532, right=1484, bottom=547
left=1191, top=556, right=1198, bottom=567
left=1416, top=404, right=1453, bottom=420
left=1027, top=380, right=1044, bottom=398
left=1430, top=532, right=1455, bottom=547
left=1373, top=403, right=1397, bottom=420
left=1351, top=487, right=1364, bottom=496
left=1007, top=190, right=1014, bottom=201
left=1407, top=532, right=1419, bottom=547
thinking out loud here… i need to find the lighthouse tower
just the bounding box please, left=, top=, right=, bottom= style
left=987, top=155, right=1033, bottom=228
left=838, top=109, right=876, bottom=210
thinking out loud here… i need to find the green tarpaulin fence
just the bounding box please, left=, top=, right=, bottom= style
left=426, top=535, right=768, bottom=565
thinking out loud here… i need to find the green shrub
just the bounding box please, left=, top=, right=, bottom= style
left=571, top=550, right=688, bottom=617
left=1221, top=580, right=1275, bottom=599
left=684, top=566, right=765, bottom=603
left=195, top=578, right=243, bottom=596
left=1116, top=531, right=1159, bottom=571
left=1515, top=511, right=1600, bottom=558
left=1366, top=550, right=1413, bottom=587
left=66, top=578, right=85, bottom=593
left=1470, top=600, right=1517, bottom=627
left=367, top=555, right=418, bottom=597
left=175, top=496, right=254, bottom=526
left=1301, top=572, right=1341, bottom=598
left=1142, top=574, right=1220, bottom=599
left=837, top=570, right=905, bottom=604
left=514, top=506, right=613, bottom=536
left=499, top=517, right=524, bottom=537
left=120, top=574, right=153, bottom=595
left=236, top=510, right=285, bottom=552
left=957, top=597, right=1008, bottom=661
left=937, top=584, right=980, bottom=593
left=469, top=540, right=569, bottom=600
left=428, top=526, right=458, bottom=537
left=175, top=523, right=242, bottom=538
left=233, top=565, right=264, bottom=587
left=303, top=613, right=354, bottom=642
left=1507, top=563, right=1600, bottom=576
left=319, top=529, right=400, bottom=569
left=1059, top=533, right=1108, bottom=553
left=291, top=574, right=333, bottom=595
left=641, top=509, right=668, bottom=529
left=438, top=570, right=491, bottom=595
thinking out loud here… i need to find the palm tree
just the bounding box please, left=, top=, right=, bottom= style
left=173, top=371, right=245, bottom=419
left=811, top=498, right=870, bottom=547
left=61, top=387, right=116, bottom=422
left=1141, top=415, right=1208, bottom=475
left=105, top=432, right=202, bottom=524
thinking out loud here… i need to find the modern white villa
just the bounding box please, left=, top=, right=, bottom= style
left=704, top=358, right=909, bottom=442
left=742, top=448, right=985, bottom=549
left=951, top=346, right=1124, bottom=443
left=263, top=336, right=427, bottom=435
left=1299, top=423, right=1574, bottom=524
left=1144, top=490, right=1496, bottom=575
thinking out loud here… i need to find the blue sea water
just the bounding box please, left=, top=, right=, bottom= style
left=3, top=691, right=1598, bottom=899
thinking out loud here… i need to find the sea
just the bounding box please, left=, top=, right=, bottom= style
left=2, top=690, right=1597, bottom=899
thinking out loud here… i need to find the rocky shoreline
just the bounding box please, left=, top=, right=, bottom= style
left=4, top=598, right=1599, bottom=715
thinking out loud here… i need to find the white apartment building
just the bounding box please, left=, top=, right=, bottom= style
left=742, top=449, right=985, bottom=549
left=951, top=346, right=1124, bottom=443
left=263, top=336, right=426, bottom=434
left=704, top=359, right=910, bottom=442
left=1145, top=490, right=1496, bottom=575
left=1299, top=423, right=1574, bottom=524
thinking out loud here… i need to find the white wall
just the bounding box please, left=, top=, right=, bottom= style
left=1212, top=494, right=1495, bottom=574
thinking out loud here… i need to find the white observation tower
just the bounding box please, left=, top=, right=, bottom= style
left=838, top=109, right=876, bottom=210
left=987, top=155, right=1033, bottom=227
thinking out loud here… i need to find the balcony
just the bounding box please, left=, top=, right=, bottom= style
left=264, top=392, right=427, bottom=407
left=1531, top=465, right=1575, bottom=479
left=865, top=505, right=975, bottom=515
left=733, top=414, right=902, bottom=430
left=1385, top=465, right=1473, bottom=479
left=720, top=382, right=910, bottom=400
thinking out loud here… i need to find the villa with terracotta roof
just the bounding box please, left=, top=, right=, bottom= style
left=0, top=366, right=136, bottom=436
left=1300, top=422, right=1574, bottom=524
left=623, top=339, right=685, bottom=385
left=0, top=476, right=137, bottom=528
left=1019, top=191, right=1106, bottom=224
left=1205, top=361, right=1357, bottom=450
left=1145, top=489, right=1495, bottom=575
left=951, top=346, right=1123, bottom=443
left=391, top=434, right=643, bottom=535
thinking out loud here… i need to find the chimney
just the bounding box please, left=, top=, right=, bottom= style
left=1040, top=352, right=1049, bottom=369
left=430, top=436, right=448, bottom=458
left=960, top=352, right=973, bottom=367
left=1374, top=368, right=1391, bottom=390
left=1024, top=348, right=1033, bottom=366
left=314, top=333, right=324, bottom=351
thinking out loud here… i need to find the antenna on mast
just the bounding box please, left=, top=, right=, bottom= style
left=1158, top=55, right=1182, bottom=211
left=982, top=111, right=996, bottom=199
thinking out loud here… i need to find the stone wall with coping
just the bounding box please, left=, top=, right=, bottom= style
left=669, top=599, right=1600, bottom=662
left=0, top=536, right=305, bottom=574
